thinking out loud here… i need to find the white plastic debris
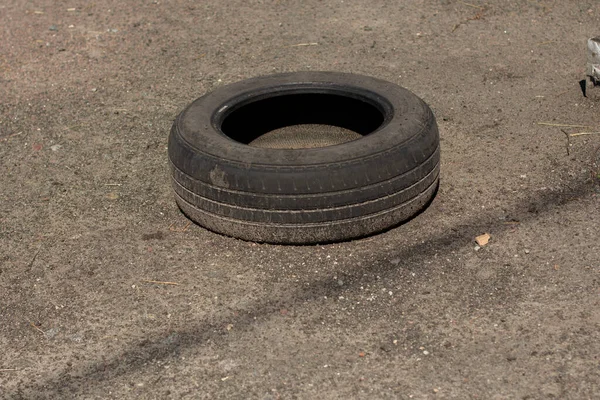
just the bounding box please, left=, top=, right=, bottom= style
left=587, top=37, right=600, bottom=83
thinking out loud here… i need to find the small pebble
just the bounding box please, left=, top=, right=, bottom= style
left=50, top=144, right=62, bottom=151
left=474, top=245, right=481, bottom=251
left=45, top=327, right=60, bottom=339
left=423, top=350, right=430, bottom=355
left=49, top=25, right=58, bottom=31
left=524, top=249, right=530, bottom=254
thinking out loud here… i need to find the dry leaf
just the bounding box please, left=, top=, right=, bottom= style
left=475, top=233, right=491, bottom=246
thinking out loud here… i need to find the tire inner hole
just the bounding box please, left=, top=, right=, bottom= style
left=219, top=93, right=385, bottom=149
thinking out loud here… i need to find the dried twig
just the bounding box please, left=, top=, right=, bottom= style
left=458, top=1, right=484, bottom=9
left=169, top=221, right=191, bottom=232
left=142, top=280, right=180, bottom=286
left=27, top=320, right=45, bottom=336
left=569, top=131, right=600, bottom=137
left=561, top=129, right=570, bottom=156
left=289, top=42, right=319, bottom=47
left=0, top=368, right=18, bottom=372
left=27, top=245, right=42, bottom=269
left=537, top=122, right=593, bottom=128
left=0, top=132, right=23, bottom=142
left=451, top=10, right=485, bottom=32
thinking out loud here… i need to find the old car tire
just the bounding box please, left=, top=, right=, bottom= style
left=168, top=72, right=440, bottom=244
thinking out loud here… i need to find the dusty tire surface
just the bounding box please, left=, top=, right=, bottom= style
left=168, top=71, right=440, bottom=244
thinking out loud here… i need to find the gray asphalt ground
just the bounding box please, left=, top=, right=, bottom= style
left=1, top=1, right=599, bottom=398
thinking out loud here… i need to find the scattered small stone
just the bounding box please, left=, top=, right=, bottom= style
left=69, top=333, right=83, bottom=342
left=50, top=144, right=62, bottom=151
left=393, top=339, right=398, bottom=345
left=49, top=25, right=58, bottom=31
left=433, top=388, right=439, bottom=393
left=524, top=249, right=530, bottom=254
left=474, top=245, right=481, bottom=251
left=390, top=258, right=401, bottom=265
left=337, top=279, right=344, bottom=286
left=364, top=26, right=373, bottom=31
left=44, top=327, right=59, bottom=339
left=475, top=233, right=491, bottom=246
left=423, top=350, right=430, bottom=355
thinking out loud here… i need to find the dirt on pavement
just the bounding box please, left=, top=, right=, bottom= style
left=1, top=1, right=599, bottom=399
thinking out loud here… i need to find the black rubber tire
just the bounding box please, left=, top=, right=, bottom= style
left=168, top=72, right=440, bottom=244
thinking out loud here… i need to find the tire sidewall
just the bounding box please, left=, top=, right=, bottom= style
left=173, top=71, right=434, bottom=167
